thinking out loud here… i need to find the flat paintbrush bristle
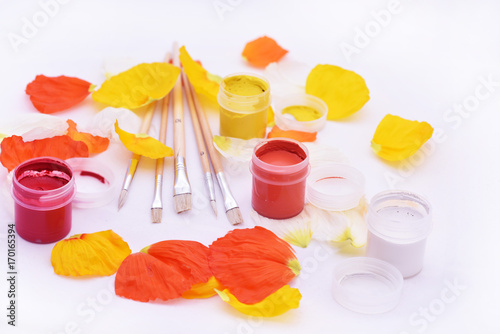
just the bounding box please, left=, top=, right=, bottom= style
left=226, top=207, right=243, bottom=225
left=151, top=208, right=162, bottom=224
left=174, top=193, right=192, bottom=213
left=118, top=189, right=128, bottom=210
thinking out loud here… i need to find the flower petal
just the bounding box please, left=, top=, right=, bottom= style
left=179, top=46, right=221, bottom=103
left=216, top=285, right=301, bottom=317
left=51, top=230, right=131, bottom=276
left=209, top=226, right=300, bottom=304
left=115, top=252, right=192, bottom=302
left=66, top=120, right=109, bottom=154
left=267, top=125, right=317, bottom=142
left=92, top=63, right=180, bottom=109
left=114, top=121, right=173, bottom=159
left=306, top=64, right=370, bottom=120
left=0, top=135, right=89, bottom=172
left=242, top=36, right=288, bottom=68
left=25, top=75, right=94, bottom=113
left=371, top=114, right=434, bottom=161
left=182, top=276, right=224, bottom=299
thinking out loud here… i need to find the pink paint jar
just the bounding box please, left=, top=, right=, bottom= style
left=250, top=138, right=310, bottom=219
left=12, top=157, right=76, bottom=244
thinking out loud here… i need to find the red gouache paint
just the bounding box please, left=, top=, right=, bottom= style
left=250, top=138, right=310, bottom=219
left=12, top=157, right=76, bottom=244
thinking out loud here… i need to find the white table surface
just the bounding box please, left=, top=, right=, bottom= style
left=0, top=0, right=499, bottom=333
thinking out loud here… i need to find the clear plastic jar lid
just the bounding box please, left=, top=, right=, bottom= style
left=66, top=158, right=116, bottom=208
left=306, top=164, right=365, bottom=211
left=274, top=94, right=328, bottom=133
left=332, top=257, right=403, bottom=314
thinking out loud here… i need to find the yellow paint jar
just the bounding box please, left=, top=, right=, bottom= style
left=217, top=73, right=271, bottom=140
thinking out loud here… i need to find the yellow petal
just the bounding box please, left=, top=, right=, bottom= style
left=92, top=63, right=180, bottom=109
left=371, top=114, right=434, bottom=161
left=216, top=285, right=301, bottom=317
left=179, top=46, right=220, bottom=103
left=282, top=226, right=313, bottom=248
left=182, top=276, right=225, bottom=299
left=114, top=121, right=173, bottom=159
left=51, top=230, right=131, bottom=276
left=305, top=64, right=369, bottom=120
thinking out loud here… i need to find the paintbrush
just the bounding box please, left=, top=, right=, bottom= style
left=172, top=42, right=192, bottom=213
left=118, top=101, right=156, bottom=210
left=151, top=58, right=173, bottom=223
left=181, top=70, right=217, bottom=216
left=185, top=78, right=243, bottom=225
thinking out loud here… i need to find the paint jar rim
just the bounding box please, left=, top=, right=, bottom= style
left=367, top=190, right=432, bottom=244
left=306, top=163, right=365, bottom=211
left=250, top=138, right=310, bottom=185
left=66, top=157, right=116, bottom=208
left=332, top=257, right=403, bottom=314
left=217, top=72, right=271, bottom=114
left=11, top=156, right=76, bottom=211
left=274, top=94, right=328, bottom=133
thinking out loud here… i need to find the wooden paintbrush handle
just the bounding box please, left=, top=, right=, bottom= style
left=172, top=43, right=185, bottom=158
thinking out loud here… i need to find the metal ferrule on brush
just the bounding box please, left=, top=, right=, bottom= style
left=152, top=174, right=163, bottom=209
left=174, top=157, right=191, bottom=195
left=204, top=172, right=216, bottom=203
left=216, top=172, right=238, bottom=211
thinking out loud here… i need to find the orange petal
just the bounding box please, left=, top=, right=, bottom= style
left=66, top=120, right=109, bottom=154
left=51, top=230, right=131, bottom=276
left=242, top=36, right=288, bottom=68
left=115, top=252, right=192, bottom=302
left=267, top=125, right=317, bottom=142
left=143, top=240, right=212, bottom=285
left=0, top=135, right=89, bottom=172
left=182, top=276, right=225, bottom=299
left=26, top=75, right=93, bottom=113
left=209, top=226, right=300, bottom=304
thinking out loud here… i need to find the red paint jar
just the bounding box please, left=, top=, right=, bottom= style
left=12, top=157, right=76, bottom=244
left=250, top=138, right=310, bottom=219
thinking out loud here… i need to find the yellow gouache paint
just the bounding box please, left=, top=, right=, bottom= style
left=218, top=74, right=270, bottom=140
left=282, top=105, right=322, bottom=122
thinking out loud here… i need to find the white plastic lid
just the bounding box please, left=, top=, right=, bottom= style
left=306, top=164, right=365, bottom=211
left=332, top=257, right=403, bottom=314
left=274, top=94, right=328, bottom=133
left=66, top=158, right=116, bottom=208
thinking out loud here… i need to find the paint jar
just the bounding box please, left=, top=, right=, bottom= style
left=274, top=94, right=328, bottom=133
left=11, top=157, right=76, bottom=244
left=218, top=72, right=271, bottom=140
left=250, top=138, right=310, bottom=219
left=366, top=190, right=432, bottom=278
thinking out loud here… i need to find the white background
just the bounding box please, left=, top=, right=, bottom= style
left=0, top=0, right=499, bottom=333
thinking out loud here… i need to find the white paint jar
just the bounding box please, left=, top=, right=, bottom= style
left=366, top=190, right=432, bottom=278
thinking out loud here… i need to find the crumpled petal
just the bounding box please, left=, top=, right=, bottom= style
left=251, top=207, right=315, bottom=248
left=213, top=136, right=262, bottom=163
left=182, top=276, right=225, bottom=299
left=66, top=120, right=109, bottom=154
left=0, top=114, right=69, bottom=143
left=242, top=36, right=288, bottom=68
left=92, top=62, right=179, bottom=109
left=311, top=198, right=368, bottom=248
left=306, top=64, right=369, bottom=120
left=51, top=230, right=131, bottom=276
left=209, top=226, right=300, bottom=304
left=216, top=285, right=301, bottom=317
left=115, top=252, right=192, bottom=302
left=264, top=61, right=308, bottom=98
left=114, top=121, right=173, bottom=159
left=87, top=107, right=142, bottom=140
left=179, top=46, right=221, bottom=103
left=267, top=125, right=317, bottom=142
left=371, top=114, right=434, bottom=161
left=26, top=75, right=94, bottom=113
left=0, top=135, right=89, bottom=172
